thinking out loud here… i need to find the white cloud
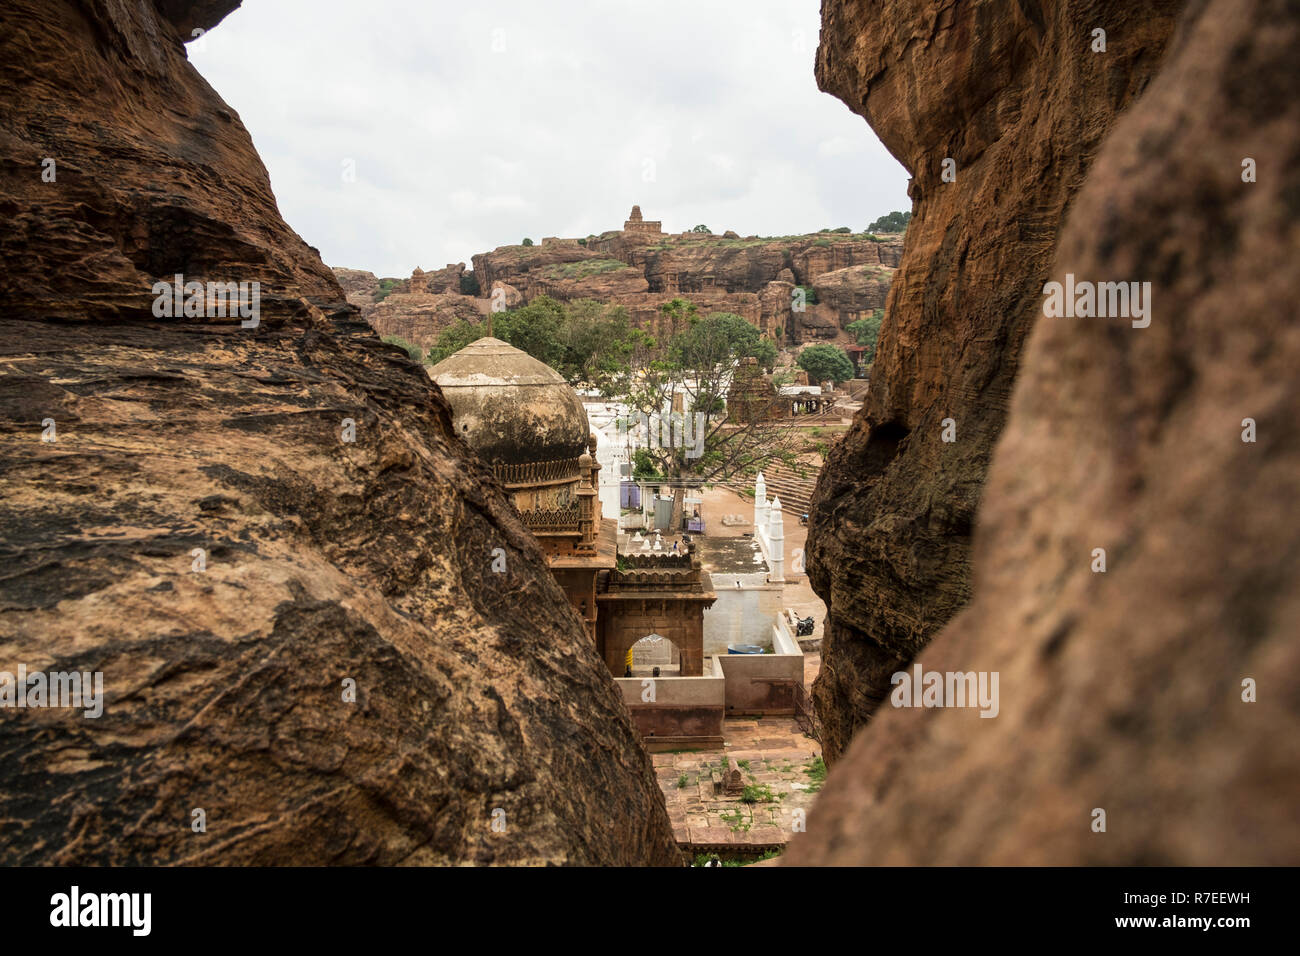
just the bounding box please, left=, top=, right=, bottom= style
left=191, top=0, right=909, bottom=277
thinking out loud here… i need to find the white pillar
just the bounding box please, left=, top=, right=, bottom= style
left=754, top=471, right=769, bottom=534
left=768, top=495, right=785, bottom=584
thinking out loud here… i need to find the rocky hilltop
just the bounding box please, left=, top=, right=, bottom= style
left=341, top=218, right=903, bottom=350
left=805, top=0, right=1186, bottom=761
left=789, top=0, right=1300, bottom=864
left=0, top=0, right=679, bottom=866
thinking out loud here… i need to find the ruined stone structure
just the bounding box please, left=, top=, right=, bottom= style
left=726, top=357, right=783, bottom=423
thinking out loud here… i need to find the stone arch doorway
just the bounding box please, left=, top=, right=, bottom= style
left=624, top=633, right=681, bottom=677
left=598, top=600, right=707, bottom=677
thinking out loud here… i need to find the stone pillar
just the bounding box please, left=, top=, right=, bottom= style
left=768, top=495, right=785, bottom=584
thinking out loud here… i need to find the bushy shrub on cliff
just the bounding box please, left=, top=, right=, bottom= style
left=846, top=308, right=883, bottom=352
left=521, top=237, right=534, bottom=246
left=691, top=224, right=712, bottom=233
left=798, top=344, right=855, bottom=384
left=373, top=277, right=401, bottom=303
left=865, top=210, right=911, bottom=233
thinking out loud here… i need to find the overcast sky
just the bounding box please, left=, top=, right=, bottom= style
left=190, top=0, right=910, bottom=279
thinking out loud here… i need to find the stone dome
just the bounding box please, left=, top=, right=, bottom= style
left=425, top=337, right=591, bottom=467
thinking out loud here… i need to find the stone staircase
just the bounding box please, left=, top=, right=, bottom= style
left=728, top=460, right=821, bottom=518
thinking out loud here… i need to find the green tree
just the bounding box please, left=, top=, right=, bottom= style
left=521, top=237, right=534, bottom=246
left=555, top=299, right=647, bottom=391
left=616, top=311, right=803, bottom=529
left=690, top=224, right=712, bottom=234
left=865, top=210, right=911, bottom=233
left=797, top=344, right=855, bottom=384
left=494, top=296, right=567, bottom=369
left=425, top=319, right=487, bottom=365
left=846, top=308, right=883, bottom=350
left=425, top=296, right=646, bottom=392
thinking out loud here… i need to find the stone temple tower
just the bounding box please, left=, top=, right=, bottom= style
left=623, top=205, right=662, bottom=235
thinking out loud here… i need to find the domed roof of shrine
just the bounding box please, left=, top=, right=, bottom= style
left=426, top=337, right=591, bottom=467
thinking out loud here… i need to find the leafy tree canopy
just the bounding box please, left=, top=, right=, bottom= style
left=846, top=308, right=883, bottom=350
left=865, top=210, right=911, bottom=233
left=797, top=344, right=855, bottom=384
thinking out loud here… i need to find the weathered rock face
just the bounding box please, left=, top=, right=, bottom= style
left=465, top=231, right=903, bottom=342
left=0, top=0, right=679, bottom=866
left=369, top=292, right=487, bottom=353
left=471, top=243, right=602, bottom=298
left=526, top=259, right=649, bottom=301
left=810, top=264, right=892, bottom=319
left=635, top=235, right=902, bottom=296
left=421, top=263, right=468, bottom=295
left=788, top=0, right=1300, bottom=864
left=806, top=0, right=1185, bottom=760
left=333, top=267, right=382, bottom=313
left=0, top=0, right=342, bottom=320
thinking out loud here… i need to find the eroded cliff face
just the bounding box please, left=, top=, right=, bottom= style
left=0, top=0, right=679, bottom=865
left=789, top=0, right=1300, bottom=864
left=806, top=0, right=1184, bottom=760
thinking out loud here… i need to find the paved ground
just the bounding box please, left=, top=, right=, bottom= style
left=649, top=485, right=828, bottom=859
left=654, top=656, right=824, bottom=856
left=698, top=484, right=826, bottom=642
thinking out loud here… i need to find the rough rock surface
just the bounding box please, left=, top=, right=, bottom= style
left=461, top=231, right=903, bottom=343
left=471, top=243, right=602, bottom=297
left=0, top=0, right=679, bottom=866
left=811, top=264, right=892, bottom=319
left=788, top=0, right=1299, bottom=864
left=333, top=267, right=382, bottom=313
left=0, top=0, right=342, bottom=320
left=806, top=0, right=1184, bottom=760
left=369, top=292, right=487, bottom=353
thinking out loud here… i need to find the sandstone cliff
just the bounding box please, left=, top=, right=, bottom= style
left=0, top=0, right=679, bottom=866
left=369, top=291, right=487, bottom=353
left=806, top=0, right=1185, bottom=760
left=788, top=0, right=1300, bottom=864
left=458, top=231, right=904, bottom=344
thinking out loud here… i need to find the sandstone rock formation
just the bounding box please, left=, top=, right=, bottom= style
left=811, top=264, right=892, bottom=319
left=460, top=229, right=903, bottom=344
left=369, top=291, right=487, bottom=353
left=0, top=0, right=679, bottom=866
left=806, top=0, right=1185, bottom=760
left=0, top=0, right=342, bottom=321
left=788, top=0, right=1299, bottom=864
left=333, top=267, right=383, bottom=312
left=489, top=280, right=524, bottom=310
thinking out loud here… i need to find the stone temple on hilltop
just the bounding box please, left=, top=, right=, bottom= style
left=623, top=204, right=662, bottom=235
